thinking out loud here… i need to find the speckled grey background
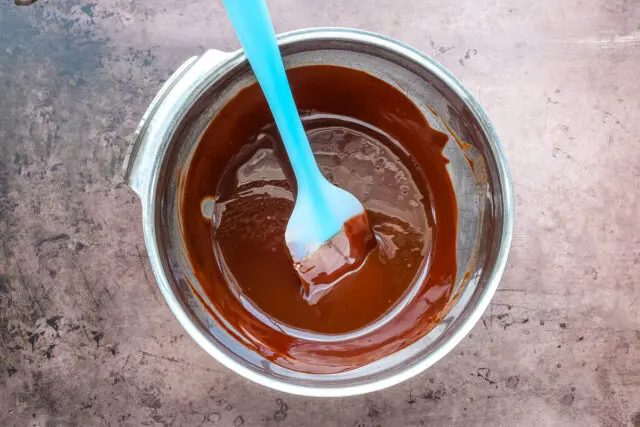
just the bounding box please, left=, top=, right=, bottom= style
left=1, top=1, right=639, bottom=426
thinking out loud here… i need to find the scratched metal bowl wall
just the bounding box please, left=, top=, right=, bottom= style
left=124, top=28, right=513, bottom=397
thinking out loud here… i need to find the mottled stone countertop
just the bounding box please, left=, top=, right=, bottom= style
left=1, top=1, right=639, bottom=426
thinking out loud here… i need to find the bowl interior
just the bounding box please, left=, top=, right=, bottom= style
left=153, top=32, right=507, bottom=393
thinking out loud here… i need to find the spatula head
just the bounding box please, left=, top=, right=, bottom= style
left=292, top=212, right=376, bottom=304
left=285, top=178, right=375, bottom=303
left=285, top=178, right=366, bottom=262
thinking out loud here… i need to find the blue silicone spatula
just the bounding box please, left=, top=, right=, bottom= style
left=222, top=0, right=368, bottom=262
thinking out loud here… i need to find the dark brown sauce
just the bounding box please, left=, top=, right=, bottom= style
left=180, top=65, right=457, bottom=373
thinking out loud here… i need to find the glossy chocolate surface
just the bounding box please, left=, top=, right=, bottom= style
left=181, top=65, right=457, bottom=373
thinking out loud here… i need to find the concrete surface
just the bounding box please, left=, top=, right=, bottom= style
left=1, top=0, right=639, bottom=425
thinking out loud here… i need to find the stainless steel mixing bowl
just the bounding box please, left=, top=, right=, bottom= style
left=124, top=28, right=513, bottom=397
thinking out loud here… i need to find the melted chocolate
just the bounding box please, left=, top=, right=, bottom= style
left=181, top=65, right=457, bottom=373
